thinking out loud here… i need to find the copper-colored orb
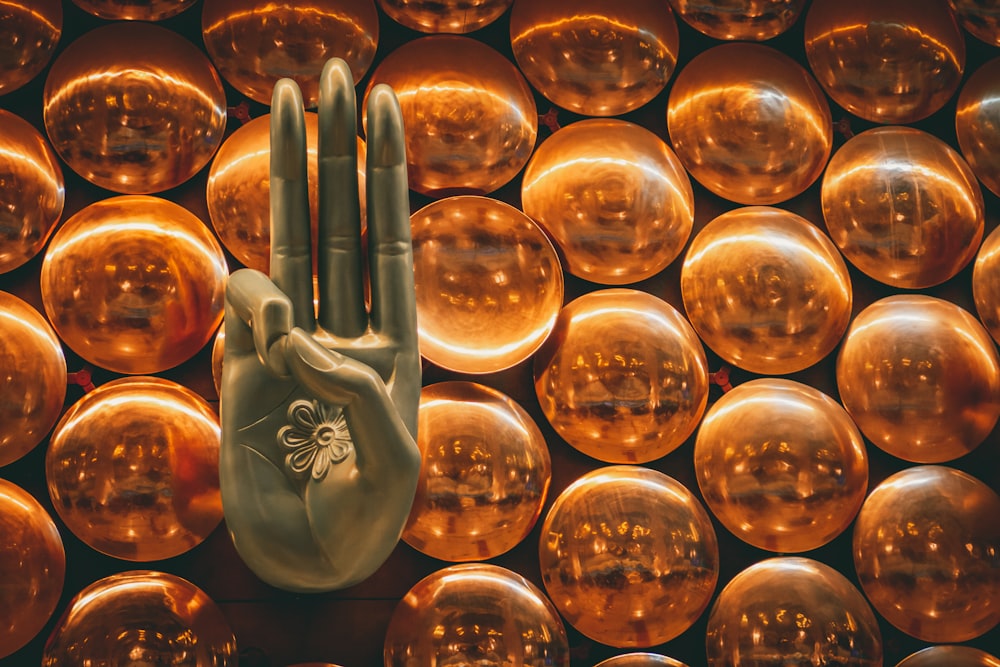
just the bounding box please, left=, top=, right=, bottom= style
left=957, top=57, right=1000, bottom=199
left=509, top=0, right=680, bottom=117
left=411, top=196, right=563, bottom=374
left=0, top=110, right=64, bottom=274
left=520, top=119, right=694, bottom=285
left=853, top=465, right=1000, bottom=643
left=202, top=0, right=379, bottom=108
left=71, top=0, right=197, bottom=20
left=836, top=295, right=1000, bottom=463
left=403, top=381, right=552, bottom=562
left=46, top=376, right=223, bottom=561
left=694, top=379, right=868, bottom=553
left=896, top=646, right=1000, bottom=667
left=378, top=0, right=512, bottom=33
left=0, top=291, right=66, bottom=468
left=681, top=206, right=852, bottom=375
left=705, top=557, right=883, bottom=666
left=594, top=655, right=690, bottom=667
left=822, top=126, right=984, bottom=289
left=974, top=225, right=1000, bottom=344
left=666, top=43, right=831, bottom=205
left=534, top=289, right=708, bottom=464
left=43, top=22, right=226, bottom=194
left=211, top=325, right=224, bottom=397
left=0, top=479, right=65, bottom=659
left=43, top=570, right=237, bottom=666
left=207, top=112, right=367, bottom=273
left=40, top=195, right=228, bottom=375
left=538, top=466, right=719, bottom=647
left=384, top=563, right=570, bottom=667
left=804, top=0, right=965, bottom=124
left=666, top=0, right=806, bottom=40
left=364, top=35, right=537, bottom=196
left=0, top=0, right=61, bottom=96
left=951, top=0, right=1000, bottom=46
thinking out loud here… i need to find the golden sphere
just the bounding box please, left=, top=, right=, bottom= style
left=40, top=195, right=228, bottom=375
left=538, top=466, right=719, bottom=648
left=896, top=646, right=1000, bottom=667
left=402, top=381, right=552, bottom=562
left=71, top=0, right=197, bottom=20
left=0, top=0, right=61, bottom=96
left=46, top=376, right=223, bottom=561
left=594, top=655, right=690, bottom=667
left=681, top=206, right=852, bottom=375
left=666, top=0, right=806, bottom=40
left=509, top=0, right=680, bottom=117
left=378, top=0, right=512, bottom=33
left=207, top=112, right=366, bottom=273
left=534, top=289, right=708, bottom=464
left=0, top=291, right=66, bottom=468
left=695, top=379, right=868, bottom=553
left=384, top=563, right=570, bottom=667
left=411, top=196, right=563, bottom=374
left=0, top=479, right=65, bottom=659
left=43, top=570, right=237, bottom=666
left=202, top=0, right=379, bottom=108
left=43, top=22, right=226, bottom=194
left=957, top=57, right=1000, bottom=199
left=974, top=225, right=1000, bottom=344
left=667, top=43, right=831, bottom=205
left=951, top=0, right=1000, bottom=46
left=822, top=126, right=984, bottom=289
left=804, top=0, right=965, bottom=124
left=0, top=110, right=64, bottom=274
left=853, top=466, right=1000, bottom=643
left=836, top=295, right=1000, bottom=463
left=705, top=557, right=883, bottom=666
left=520, top=119, right=694, bottom=285
left=364, top=36, right=536, bottom=196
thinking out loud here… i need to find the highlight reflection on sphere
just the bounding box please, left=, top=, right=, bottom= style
left=974, top=225, right=1000, bottom=344
left=403, top=381, right=551, bottom=562
left=539, top=466, right=719, bottom=647
left=46, top=377, right=223, bottom=561
left=853, top=466, right=1000, bottom=643
left=666, top=0, right=806, bottom=40
left=0, top=0, right=61, bottom=96
left=378, top=0, right=512, bottom=33
left=534, top=289, right=708, bottom=464
left=71, top=0, right=197, bottom=20
left=896, top=646, right=1000, bottom=667
left=595, top=655, right=690, bottom=667
left=836, top=295, right=1000, bottom=463
left=667, top=43, right=831, bottom=205
left=957, top=57, right=1000, bottom=199
left=521, top=119, right=694, bottom=285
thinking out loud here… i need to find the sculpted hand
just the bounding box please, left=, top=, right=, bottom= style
left=220, top=59, right=421, bottom=593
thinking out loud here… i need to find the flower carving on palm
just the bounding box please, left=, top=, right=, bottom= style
left=278, top=399, right=353, bottom=480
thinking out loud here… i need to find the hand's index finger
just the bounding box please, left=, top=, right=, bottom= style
left=270, top=78, right=315, bottom=331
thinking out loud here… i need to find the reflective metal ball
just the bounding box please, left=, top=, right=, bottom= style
left=896, top=646, right=1000, bottom=667
left=378, top=0, right=512, bottom=33
left=666, top=0, right=806, bottom=40
left=71, top=0, right=197, bottom=20
left=0, top=0, right=61, bottom=96
left=957, top=56, right=1000, bottom=199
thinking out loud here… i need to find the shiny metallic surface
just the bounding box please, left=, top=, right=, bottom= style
left=46, top=377, right=223, bottom=561
left=853, top=466, right=1000, bottom=643
left=384, top=563, right=570, bottom=667
left=402, top=381, right=551, bottom=562
left=975, top=225, right=1000, bottom=343
left=42, top=22, right=226, bottom=194
left=681, top=206, right=852, bottom=375
left=0, top=291, right=66, bottom=468
left=667, top=43, right=831, bottom=205
left=0, top=479, right=65, bottom=659
left=378, top=0, right=512, bottom=33
left=539, top=466, right=719, bottom=647
left=509, top=0, right=680, bottom=117
left=666, top=0, right=805, bottom=40
left=43, top=570, right=237, bottom=666
left=207, top=113, right=366, bottom=273
left=364, top=35, right=536, bottom=196
left=896, top=646, right=1000, bottom=667
left=694, top=378, right=868, bottom=553
left=411, top=196, right=563, bottom=374
left=951, top=0, right=1000, bottom=46
left=520, top=118, right=694, bottom=285
left=957, top=57, right=1000, bottom=199
left=40, top=196, right=228, bottom=375
left=71, top=0, right=197, bottom=20
left=822, top=126, right=984, bottom=289
left=533, top=289, right=708, bottom=464
left=201, top=0, right=378, bottom=108
left=0, top=0, right=61, bottom=96
left=836, top=295, right=1000, bottom=463
left=0, top=110, right=64, bottom=274
left=594, top=654, right=690, bottom=667
left=705, top=557, right=883, bottom=666
left=804, top=0, right=965, bottom=123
